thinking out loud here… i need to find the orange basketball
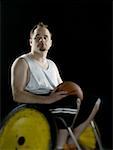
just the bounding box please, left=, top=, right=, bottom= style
left=56, top=81, right=83, bottom=100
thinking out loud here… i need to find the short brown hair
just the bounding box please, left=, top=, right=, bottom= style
left=30, top=22, right=51, bottom=38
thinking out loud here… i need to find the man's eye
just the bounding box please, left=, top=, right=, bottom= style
left=34, top=37, right=39, bottom=40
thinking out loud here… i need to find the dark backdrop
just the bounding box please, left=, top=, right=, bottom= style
left=1, top=0, right=112, bottom=149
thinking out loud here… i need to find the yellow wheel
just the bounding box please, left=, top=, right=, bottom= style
left=0, top=104, right=57, bottom=150
left=78, top=124, right=96, bottom=150
left=78, top=121, right=102, bottom=150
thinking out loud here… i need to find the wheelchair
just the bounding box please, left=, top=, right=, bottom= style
left=0, top=98, right=104, bottom=150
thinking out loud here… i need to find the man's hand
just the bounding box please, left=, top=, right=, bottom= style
left=47, top=91, right=68, bottom=104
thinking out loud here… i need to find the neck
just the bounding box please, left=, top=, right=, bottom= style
left=30, top=51, right=47, bottom=63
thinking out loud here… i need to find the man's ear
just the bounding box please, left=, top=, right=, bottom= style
left=50, top=39, right=52, bottom=47
left=29, top=39, right=32, bottom=46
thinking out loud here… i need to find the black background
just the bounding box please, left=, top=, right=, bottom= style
left=1, top=0, right=112, bottom=149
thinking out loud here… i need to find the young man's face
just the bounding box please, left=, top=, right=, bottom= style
left=30, top=27, right=52, bottom=53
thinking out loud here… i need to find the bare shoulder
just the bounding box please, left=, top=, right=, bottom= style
left=11, top=54, right=28, bottom=71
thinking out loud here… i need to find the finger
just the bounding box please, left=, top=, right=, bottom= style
left=57, top=91, right=69, bottom=95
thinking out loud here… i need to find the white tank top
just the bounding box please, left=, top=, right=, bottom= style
left=21, top=55, right=62, bottom=95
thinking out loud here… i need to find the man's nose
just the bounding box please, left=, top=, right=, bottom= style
left=39, top=37, right=44, bottom=42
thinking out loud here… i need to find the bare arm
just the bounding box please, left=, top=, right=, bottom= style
left=11, top=58, right=68, bottom=104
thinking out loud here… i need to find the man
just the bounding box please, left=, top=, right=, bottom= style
left=11, top=22, right=100, bottom=149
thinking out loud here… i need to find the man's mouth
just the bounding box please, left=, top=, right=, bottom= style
left=37, top=43, right=47, bottom=51
left=39, top=48, right=46, bottom=51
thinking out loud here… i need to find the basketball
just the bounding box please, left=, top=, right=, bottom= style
left=56, top=81, right=83, bottom=100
